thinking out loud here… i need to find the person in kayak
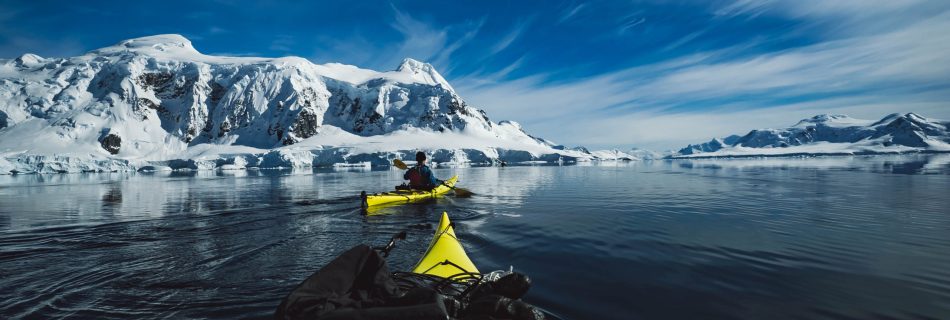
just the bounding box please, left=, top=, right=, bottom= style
left=404, top=151, right=443, bottom=190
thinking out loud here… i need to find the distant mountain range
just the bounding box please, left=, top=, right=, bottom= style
left=673, top=113, right=950, bottom=158
left=0, top=34, right=620, bottom=174
left=2, top=35, right=944, bottom=174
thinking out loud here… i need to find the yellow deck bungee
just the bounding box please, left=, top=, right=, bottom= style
left=412, top=212, right=479, bottom=281
left=361, top=175, right=458, bottom=208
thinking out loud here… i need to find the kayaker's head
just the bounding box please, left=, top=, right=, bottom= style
left=415, top=151, right=427, bottom=166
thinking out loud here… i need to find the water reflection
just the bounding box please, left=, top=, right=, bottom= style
left=676, top=154, right=950, bottom=175
left=0, top=156, right=949, bottom=319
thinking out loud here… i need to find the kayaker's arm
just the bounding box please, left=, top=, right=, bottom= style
left=422, top=166, right=441, bottom=186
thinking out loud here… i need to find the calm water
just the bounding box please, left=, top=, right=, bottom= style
left=1, top=155, right=950, bottom=319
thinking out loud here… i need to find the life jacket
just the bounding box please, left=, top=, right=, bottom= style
left=406, top=166, right=426, bottom=187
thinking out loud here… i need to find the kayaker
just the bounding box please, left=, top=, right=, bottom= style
left=404, top=151, right=443, bottom=190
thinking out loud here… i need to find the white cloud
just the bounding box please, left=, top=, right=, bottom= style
left=307, top=7, right=482, bottom=72
left=617, top=17, right=646, bottom=35
left=716, top=0, right=928, bottom=18
left=389, top=7, right=449, bottom=65
left=550, top=94, right=950, bottom=151
left=490, top=19, right=531, bottom=54
left=558, top=3, right=587, bottom=24
left=455, top=7, right=950, bottom=150
left=207, top=26, right=229, bottom=35
left=269, top=35, right=295, bottom=52
left=431, top=19, right=484, bottom=75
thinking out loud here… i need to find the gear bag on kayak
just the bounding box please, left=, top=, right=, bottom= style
left=274, top=244, right=545, bottom=320
left=274, top=244, right=454, bottom=320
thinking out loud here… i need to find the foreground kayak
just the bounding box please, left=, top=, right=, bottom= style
left=411, top=211, right=480, bottom=281
left=361, top=175, right=459, bottom=208
left=275, top=211, right=551, bottom=320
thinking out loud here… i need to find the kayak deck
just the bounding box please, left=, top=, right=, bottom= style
left=361, top=175, right=458, bottom=208
left=411, top=212, right=479, bottom=281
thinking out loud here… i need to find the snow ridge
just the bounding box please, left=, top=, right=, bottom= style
left=0, top=34, right=632, bottom=174
left=673, top=113, right=950, bottom=158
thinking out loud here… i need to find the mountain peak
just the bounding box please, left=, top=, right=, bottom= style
left=394, top=58, right=453, bottom=91
left=396, top=58, right=430, bottom=72
left=812, top=114, right=850, bottom=121
left=92, top=34, right=201, bottom=57
left=904, top=112, right=927, bottom=122
left=13, top=53, right=44, bottom=67
left=869, top=112, right=933, bottom=127
left=793, top=114, right=869, bottom=128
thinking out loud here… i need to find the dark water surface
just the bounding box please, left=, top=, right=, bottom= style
left=2, top=155, right=950, bottom=319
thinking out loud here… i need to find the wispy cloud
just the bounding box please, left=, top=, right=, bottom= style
left=207, top=26, right=229, bottom=35
left=307, top=6, right=483, bottom=73
left=490, top=19, right=531, bottom=54
left=269, top=35, right=295, bottom=52
left=558, top=3, right=587, bottom=24
left=389, top=6, right=449, bottom=64
left=430, top=18, right=484, bottom=74
left=617, top=16, right=646, bottom=35
left=456, top=7, right=950, bottom=150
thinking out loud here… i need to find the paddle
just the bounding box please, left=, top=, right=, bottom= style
left=393, top=159, right=474, bottom=197
left=392, top=159, right=409, bottom=170
left=374, top=231, right=407, bottom=258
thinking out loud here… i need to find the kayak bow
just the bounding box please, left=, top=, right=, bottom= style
left=412, top=212, right=479, bottom=281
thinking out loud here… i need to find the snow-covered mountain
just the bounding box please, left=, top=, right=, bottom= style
left=673, top=113, right=950, bottom=158
left=0, top=34, right=598, bottom=174
left=556, top=147, right=665, bottom=161
left=627, top=148, right=665, bottom=160
left=586, top=149, right=639, bottom=161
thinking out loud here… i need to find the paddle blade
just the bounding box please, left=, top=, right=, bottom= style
left=453, top=187, right=475, bottom=197
left=393, top=159, right=409, bottom=170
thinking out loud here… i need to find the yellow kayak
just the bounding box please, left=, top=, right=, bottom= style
left=412, top=212, right=479, bottom=281
left=361, top=175, right=458, bottom=208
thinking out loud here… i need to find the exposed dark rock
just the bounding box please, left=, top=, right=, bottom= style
left=219, top=120, right=232, bottom=137
left=0, top=110, right=7, bottom=129
left=447, top=98, right=472, bottom=117
left=368, top=112, right=382, bottom=124
left=209, top=81, right=226, bottom=106
left=283, top=108, right=320, bottom=145
left=53, top=117, right=75, bottom=127
left=478, top=109, right=491, bottom=123
left=185, top=127, right=196, bottom=143
left=351, top=97, right=361, bottom=116
left=136, top=72, right=173, bottom=90
left=100, top=133, right=121, bottom=155
left=134, top=98, right=163, bottom=120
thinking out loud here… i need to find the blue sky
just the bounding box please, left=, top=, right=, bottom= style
left=2, top=0, right=949, bottom=150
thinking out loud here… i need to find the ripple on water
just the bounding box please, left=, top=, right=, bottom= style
left=2, top=158, right=950, bottom=319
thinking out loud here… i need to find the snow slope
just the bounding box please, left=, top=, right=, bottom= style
left=0, top=34, right=598, bottom=174
left=673, top=113, right=950, bottom=158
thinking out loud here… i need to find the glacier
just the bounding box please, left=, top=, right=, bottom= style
left=0, top=34, right=613, bottom=174
left=673, top=113, right=950, bottom=158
